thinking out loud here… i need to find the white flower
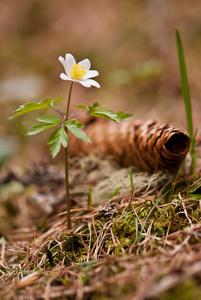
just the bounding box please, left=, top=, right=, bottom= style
left=58, top=53, right=100, bottom=88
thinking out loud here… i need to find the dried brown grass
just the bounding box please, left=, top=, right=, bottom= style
left=1, top=158, right=201, bottom=299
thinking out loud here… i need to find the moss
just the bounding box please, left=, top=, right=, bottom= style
left=161, top=279, right=201, bottom=300
left=28, top=175, right=201, bottom=269
left=192, top=206, right=201, bottom=220
left=45, top=235, right=88, bottom=266
left=112, top=217, right=136, bottom=238
left=87, top=281, right=136, bottom=300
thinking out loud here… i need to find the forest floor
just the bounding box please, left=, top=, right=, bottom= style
left=1, top=155, right=201, bottom=299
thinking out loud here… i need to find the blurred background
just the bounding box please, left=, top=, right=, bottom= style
left=1, top=0, right=201, bottom=167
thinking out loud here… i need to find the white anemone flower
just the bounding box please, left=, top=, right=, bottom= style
left=58, top=53, right=100, bottom=88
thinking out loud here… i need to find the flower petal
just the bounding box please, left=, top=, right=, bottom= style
left=78, top=80, right=92, bottom=88
left=83, top=70, right=99, bottom=79
left=60, top=73, right=73, bottom=81
left=65, top=53, right=76, bottom=76
left=79, top=58, right=91, bottom=72
left=87, top=79, right=101, bottom=88
left=81, top=79, right=100, bottom=88
left=58, top=56, right=68, bottom=75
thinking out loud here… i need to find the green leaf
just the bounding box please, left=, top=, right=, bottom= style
left=26, top=114, right=61, bottom=135
left=47, top=127, right=68, bottom=158
left=49, top=142, right=61, bottom=159
left=78, top=102, right=133, bottom=124
left=65, top=119, right=85, bottom=128
left=79, top=102, right=132, bottom=124
left=77, top=103, right=107, bottom=112
left=65, top=119, right=91, bottom=143
left=52, top=97, right=63, bottom=104
left=116, top=111, right=133, bottom=120
left=9, top=98, right=52, bottom=119
left=27, top=123, right=57, bottom=135
left=87, top=102, right=107, bottom=114
left=76, top=104, right=87, bottom=110
left=36, top=114, right=61, bottom=124
left=90, top=110, right=121, bottom=124
left=48, top=127, right=68, bottom=147
left=90, top=102, right=107, bottom=110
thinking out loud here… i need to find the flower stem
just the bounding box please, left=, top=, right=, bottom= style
left=65, top=145, right=71, bottom=229
left=66, top=82, right=74, bottom=117
left=51, top=104, right=66, bottom=119
left=65, top=81, right=74, bottom=230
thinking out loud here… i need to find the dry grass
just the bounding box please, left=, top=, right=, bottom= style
left=1, top=157, right=201, bottom=299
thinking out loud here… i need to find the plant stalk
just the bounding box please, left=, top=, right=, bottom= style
left=65, top=81, right=74, bottom=229
left=66, top=82, right=74, bottom=117
left=65, top=145, right=71, bottom=229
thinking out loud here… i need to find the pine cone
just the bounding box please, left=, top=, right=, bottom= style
left=68, top=118, right=190, bottom=172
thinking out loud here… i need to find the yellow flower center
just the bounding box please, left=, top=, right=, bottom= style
left=70, top=64, right=86, bottom=80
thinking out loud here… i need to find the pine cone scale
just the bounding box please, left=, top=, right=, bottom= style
left=68, top=118, right=191, bottom=172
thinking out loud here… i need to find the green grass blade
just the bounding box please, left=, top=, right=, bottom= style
left=108, top=186, right=121, bottom=200
left=135, top=217, right=141, bottom=243
left=130, top=170, right=134, bottom=201
left=139, top=188, right=171, bottom=240
left=176, top=29, right=193, bottom=138
left=88, top=186, right=93, bottom=207
left=176, top=29, right=195, bottom=173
